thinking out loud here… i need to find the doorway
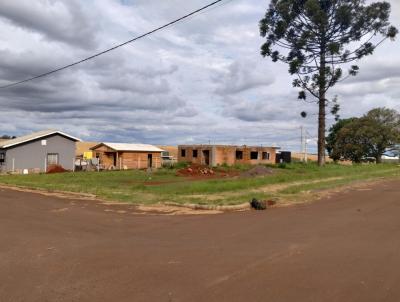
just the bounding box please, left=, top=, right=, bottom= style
left=147, top=154, right=153, bottom=168
left=202, top=150, right=210, bottom=165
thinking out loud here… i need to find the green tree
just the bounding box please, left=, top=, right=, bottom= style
left=326, top=117, right=357, bottom=161
left=331, top=108, right=400, bottom=163
left=334, top=118, right=372, bottom=163
left=259, top=0, right=398, bottom=166
left=363, top=108, right=400, bottom=163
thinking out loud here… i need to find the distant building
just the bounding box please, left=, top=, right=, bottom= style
left=91, top=143, right=164, bottom=170
left=0, top=130, right=80, bottom=174
left=75, top=141, right=100, bottom=158
left=178, top=145, right=279, bottom=166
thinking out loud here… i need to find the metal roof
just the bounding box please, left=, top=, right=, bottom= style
left=0, top=129, right=80, bottom=149
left=92, top=142, right=164, bottom=152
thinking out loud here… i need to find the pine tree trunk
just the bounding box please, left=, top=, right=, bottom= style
left=318, top=42, right=326, bottom=167
left=318, top=93, right=326, bottom=166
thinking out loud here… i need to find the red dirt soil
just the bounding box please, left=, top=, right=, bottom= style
left=47, top=165, right=68, bottom=174
left=1, top=180, right=400, bottom=301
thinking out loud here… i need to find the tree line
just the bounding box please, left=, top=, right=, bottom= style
left=0, top=135, right=16, bottom=140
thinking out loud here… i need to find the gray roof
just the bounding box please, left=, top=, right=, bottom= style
left=0, top=129, right=80, bottom=149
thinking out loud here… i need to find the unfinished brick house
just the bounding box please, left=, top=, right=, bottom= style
left=91, top=143, right=164, bottom=170
left=178, top=145, right=279, bottom=166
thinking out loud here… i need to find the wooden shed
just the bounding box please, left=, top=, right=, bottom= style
left=91, top=143, right=164, bottom=170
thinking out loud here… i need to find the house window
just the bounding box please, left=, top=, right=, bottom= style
left=181, top=149, right=186, bottom=157
left=235, top=150, right=243, bottom=160
left=47, top=153, right=59, bottom=165
left=262, top=152, right=270, bottom=160
left=41, top=139, right=47, bottom=146
left=0, top=153, right=5, bottom=164
left=250, top=151, right=259, bottom=160
left=193, top=150, right=198, bottom=158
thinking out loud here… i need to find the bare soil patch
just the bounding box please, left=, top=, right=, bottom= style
left=1, top=180, right=400, bottom=302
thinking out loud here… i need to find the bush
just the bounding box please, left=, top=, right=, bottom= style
left=277, top=163, right=287, bottom=169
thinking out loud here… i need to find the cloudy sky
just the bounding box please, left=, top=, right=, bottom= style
left=0, top=0, right=399, bottom=152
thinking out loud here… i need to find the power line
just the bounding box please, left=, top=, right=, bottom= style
left=0, top=0, right=227, bottom=89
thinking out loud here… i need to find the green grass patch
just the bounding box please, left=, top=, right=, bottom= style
left=0, top=163, right=398, bottom=205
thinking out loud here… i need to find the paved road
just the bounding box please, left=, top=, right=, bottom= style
left=1, top=181, right=400, bottom=302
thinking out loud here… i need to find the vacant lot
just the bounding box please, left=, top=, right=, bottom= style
left=1, top=180, right=400, bottom=302
left=0, top=163, right=399, bottom=205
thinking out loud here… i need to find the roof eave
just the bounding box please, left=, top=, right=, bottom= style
left=0, top=131, right=80, bottom=149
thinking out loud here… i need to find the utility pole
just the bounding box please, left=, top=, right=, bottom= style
left=300, top=126, right=304, bottom=162
left=300, top=126, right=308, bottom=163
left=304, top=131, right=308, bottom=163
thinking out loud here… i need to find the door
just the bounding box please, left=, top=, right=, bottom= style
left=147, top=154, right=153, bottom=168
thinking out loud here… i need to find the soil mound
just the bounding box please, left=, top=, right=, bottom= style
left=241, top=165, right=274, bottom=178
left=47, top=165, right=68, bottom=174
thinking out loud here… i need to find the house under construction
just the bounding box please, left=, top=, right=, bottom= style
left=178, top=145, right=279, bottom=166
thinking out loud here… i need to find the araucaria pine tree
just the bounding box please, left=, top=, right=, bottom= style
left=259, top=0, right=398, bottom=166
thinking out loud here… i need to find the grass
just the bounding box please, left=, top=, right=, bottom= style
left=0, top=162, right=399, bottom=205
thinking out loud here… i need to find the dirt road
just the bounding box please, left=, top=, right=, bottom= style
left=1, top=181, right=400, bottom=302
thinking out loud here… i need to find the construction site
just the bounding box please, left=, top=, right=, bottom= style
left=178, top=144, right=280, bottom=166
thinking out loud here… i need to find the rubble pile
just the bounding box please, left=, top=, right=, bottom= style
left=177, top=164, right=216, bottom=176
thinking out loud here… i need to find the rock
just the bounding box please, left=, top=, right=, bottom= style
left=250, top=198, right=267, bottom=210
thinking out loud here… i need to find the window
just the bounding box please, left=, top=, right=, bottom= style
left=262, top=152, right=270, bottom=160
left=161, top=151, right=170, bottom=157
left=0, top=153, right=5, bottom=164
left=192, top=150, right=198, bottom=158
left=47, top=153, right=59, bottom=165
left=41, top=139, right=47, bottom=146
left=235, top=150, right=243, bottom=160
left=250, top=151, right=259, bottom=160
left=181, top=149, right=186, bottom=157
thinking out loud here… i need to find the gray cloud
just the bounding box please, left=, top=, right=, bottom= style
left=215, top=60, right=275, bottom=95
left=0, top=0, right=98, bottom=49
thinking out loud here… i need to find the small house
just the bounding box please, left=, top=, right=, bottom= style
left=0, top=129, right=80, bottom=174
left=178, top=144, right=279, bottom=166
left=90, top=143, right=164, bottom=170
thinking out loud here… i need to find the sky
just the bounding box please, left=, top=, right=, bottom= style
left=0, top=0, right=399, bottom=152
